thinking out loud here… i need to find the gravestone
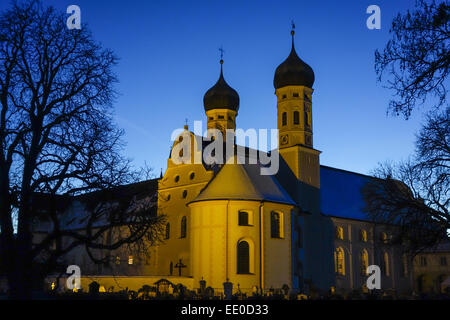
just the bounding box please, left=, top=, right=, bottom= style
left=205, top=286, right=214, bottom=299
left=199, top=278, right=206, bottom=295
left=223, top=280, right=233, bottom=300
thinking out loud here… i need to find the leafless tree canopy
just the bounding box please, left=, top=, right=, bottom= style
left=362, top=108, right=449, bottom=255
left=0, top=0, right=164, bottom=298
left=375, top=0, right=449, bottom=119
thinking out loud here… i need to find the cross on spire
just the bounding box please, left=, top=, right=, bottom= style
left=219, top=46, right=225, bottom=60
left=290, top=20, right=296, bottom=47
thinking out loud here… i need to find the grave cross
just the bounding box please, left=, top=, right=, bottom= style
left=175, top=259, right=187, bottom=276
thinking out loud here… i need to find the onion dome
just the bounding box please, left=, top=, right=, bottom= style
left=274, top=29, right=315, bottom=89
left=203, top=59, right=239, bottom=112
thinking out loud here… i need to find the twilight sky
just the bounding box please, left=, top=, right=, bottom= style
left=1, top=0, right=428, bottom=176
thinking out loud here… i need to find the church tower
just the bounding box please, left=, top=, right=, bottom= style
left=203, top=58, right=239, bottom=139
left=274, top=26, right=320, bottom=191
left=274, top=26, right=335, bottom=292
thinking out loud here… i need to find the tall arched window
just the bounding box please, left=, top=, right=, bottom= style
left=360, top=249, right=369, bottom=275
left=293, top=111, right=299, bottom=125
left=165, top=223, right=170, bottom=240
left=237, top=241, right=250, bottom=274
left=282, top=112, right=287, bottom=126
left=335, top=226, right=344, bottom=240
left=383, top=252, right=390, bottom=276
left=334, top=247, right=345, bottom=275
left=271, top=212, right=282, bottom=238
left=180, top=216, right=187, bottom=238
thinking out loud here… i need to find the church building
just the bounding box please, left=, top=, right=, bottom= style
left=38, top=28, right=449, bottom=297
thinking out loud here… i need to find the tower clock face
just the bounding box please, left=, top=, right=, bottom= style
left=280, top=134, right=289, bottom=145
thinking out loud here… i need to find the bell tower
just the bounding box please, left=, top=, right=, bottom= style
left=274, top=25, right=320, bottom=190
left=203, top=53, right=239, bottom=139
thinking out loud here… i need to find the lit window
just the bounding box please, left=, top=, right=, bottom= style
left=128, top=256, right=133, bottom=265
left=380, top=232, right=388, bottom=243
left=335, top=226, right=344, bottom=240
left=383, top=252, right=390, bottom=276
left=334, top=247, right=345, bottom=275
left=237, top=241, right=250, bottom=274
left=360, top=250, right=369, bottom=275
left=115, top=256, right=120, bottom=265
left=360, top=229, right=367, bottom=242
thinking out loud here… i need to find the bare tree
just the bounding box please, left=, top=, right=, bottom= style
left=362, top=108, right=449, bottom=256
left=375, top=0, right=449, bottom=119
left=0, top=0, right=164, bottom=298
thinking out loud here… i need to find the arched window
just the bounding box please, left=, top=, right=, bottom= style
left=237, top=241, right=250, bottom=274
left=180, top=216, right=187, bottom=238
left=293, top=111, right=299, bottom=125
left=360, top=249, right=369, bottom=275
left=335, top=226, right=344, bottom=240
left=238, top=211, right=249, bottom=226
left=360, top=229, right=367, bottom=242
left=282, top=112, right=287, bottom=126
left=334, top=247, right=345, bottom=275
left=165, top=223, right=170, bottom=240
left=383, top=252, right=390, bottom=276
left=304, top=111, right=309, bottom=127
left=271, top=212, right=282, bottom=238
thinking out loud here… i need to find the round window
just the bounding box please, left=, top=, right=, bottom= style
left=182, top=190, right=188, bottom=198
left=174, top=175, right=180, bottom=183
left=189, top=172, right=195, bottom=180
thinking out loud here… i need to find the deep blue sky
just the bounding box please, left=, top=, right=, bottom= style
left=1, top=0, right=427, bottom=176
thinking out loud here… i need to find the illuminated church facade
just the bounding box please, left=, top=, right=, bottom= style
left=38, top=29, right=450, bottom=296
